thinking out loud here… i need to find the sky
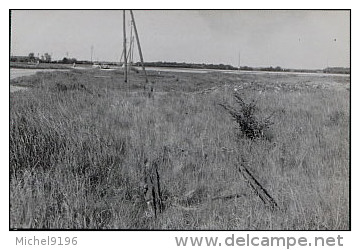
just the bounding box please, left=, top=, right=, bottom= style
left=10, top=10, right=350, bottom=69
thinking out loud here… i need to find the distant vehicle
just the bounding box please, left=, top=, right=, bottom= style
left=100, top=64, right=110, bottom=69
left=28, top=60, right=40, bottom=65
left=92, top=63, right=110, bottom=69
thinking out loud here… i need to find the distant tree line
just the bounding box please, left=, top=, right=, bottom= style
left=10, top=54, right=350, bottom=74
left=133, top=62, right=304, bottom=73
left=323, top=67, right=350, bottom=74
left=53, top=58, right=119, bottom=65
left=135, top=61, right=238, bottom=70
left=135, top=62, right=349, bottom=74
left=10, top=52, right=52, bottom=63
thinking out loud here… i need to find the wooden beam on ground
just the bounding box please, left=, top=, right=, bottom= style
left=238, top=159, right=278, bottom=209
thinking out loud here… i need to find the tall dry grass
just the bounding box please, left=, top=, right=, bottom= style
left=10, top=69, right=349, bottom=229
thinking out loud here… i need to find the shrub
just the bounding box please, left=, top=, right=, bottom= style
left=220, top=92, right=274, bottom=140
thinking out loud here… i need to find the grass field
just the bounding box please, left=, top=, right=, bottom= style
left=10, top=62, right=73, bottom=70
left=10, top=68, right=350, bottom=230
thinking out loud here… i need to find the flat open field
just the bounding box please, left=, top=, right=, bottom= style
left=10, top=68, right=350, bottom=230
left=10, top=68, right=70, bottom=80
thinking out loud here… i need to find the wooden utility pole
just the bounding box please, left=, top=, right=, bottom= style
left=123, top=10, right=128, bottom=82
left=130, top=10, right=148, bottom=83
left=127, top=22, right=134, bottom=76
left=91, top=45, right=93, bottom=63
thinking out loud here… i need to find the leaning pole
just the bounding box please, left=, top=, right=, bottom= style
left=130, top=10, right=148, bottom=83
left=123, top=10, right=128, bottom=83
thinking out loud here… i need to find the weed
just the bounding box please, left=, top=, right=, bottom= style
left=220, top=92, right=274, bottom=140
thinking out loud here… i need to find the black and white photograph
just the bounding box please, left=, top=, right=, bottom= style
left=9, top=9, right=350, bottom=231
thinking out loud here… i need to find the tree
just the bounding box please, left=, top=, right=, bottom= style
left=28, top=52, right=35, bottom=61
left=44, top=53, right=51, bottom=62
left=61, top=57, right=77, bottom=64
left=62, top=57, right=70, bottom=64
